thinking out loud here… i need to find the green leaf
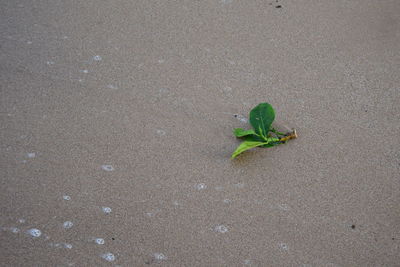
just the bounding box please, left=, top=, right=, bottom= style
left=261, top=141, right=282, bottom=148
left=243, top=134, right=269, bottom=142
left=244, top=135, right=281, bottom=148
left=231, top=140, right=268, bottom=159
left=249, top=103, right=275, bottom=138
left=270, top=128, right=286, bottom=137
left=233, top=128, right=257, bottom=137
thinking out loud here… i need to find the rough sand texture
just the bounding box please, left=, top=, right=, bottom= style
left=1, top=0, right=400, bottom=266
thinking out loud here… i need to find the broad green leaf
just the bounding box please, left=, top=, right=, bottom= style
left=233, top=128, right=257, bottom=137
left=231, top=140, right=268, bottom=159
left=249, top=103, right=275, bottom=138
left=244, top=134, right=270, bottom=143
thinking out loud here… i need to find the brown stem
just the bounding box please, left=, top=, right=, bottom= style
left=279, top=129, right=297, bottom=142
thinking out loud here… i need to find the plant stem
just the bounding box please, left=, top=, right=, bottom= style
left=271, top=128, right=286, bottom=136
left=279, top=129, right=297, bottom=142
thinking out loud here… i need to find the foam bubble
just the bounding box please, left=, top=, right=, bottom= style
left=101, top=165, right=114, bottom=171
left=107, top=84, right=118, bottom=90
left=18, top=219, right=26, bottom=224
left=27, top=228, right=42, bottom=237
left=95, top=238, right=105, bottom=245
left=244, top=259, right=252, bottom=265
left=27, top=152, right=36, bottom=158
left=223, top=86, right=232, bottom=93
left=234, top=183, right=244, bottom=188
left=214, top=224, right=228, bottom=233
left=10, top=227, right=20, bottom=233
left=93, top=55, right=102, bottom=61
left=102, top=207, right=112, bottom=214
left=156, top=129, right=166, bottom=136
left=234, top=114, right=248, bottom=123
left=63, top=195, right=71, bottom=201
left=278, top=203, right=289, bottom=211
left=279, top=243, right=289, bottom=250
left=154, top=253, right=167, bottom=261
left=50, top=243, right=73, bottom=249
left=195, top=183, right=207, bottom=190
left=101, top=253, right=115, bottom=262
left=63, top=221, right=74, bottom=229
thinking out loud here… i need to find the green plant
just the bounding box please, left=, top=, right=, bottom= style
left=231, top=102, right=297, bottom=159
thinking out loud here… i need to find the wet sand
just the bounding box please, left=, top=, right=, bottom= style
left=1, top=0, right=400, bottom=266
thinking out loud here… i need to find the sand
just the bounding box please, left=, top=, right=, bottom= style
left=1, top=0, right=400, bottom=266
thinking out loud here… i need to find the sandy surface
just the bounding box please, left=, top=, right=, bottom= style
left=1, top=0, right=400, bottom=266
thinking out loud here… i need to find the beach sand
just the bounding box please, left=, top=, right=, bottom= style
left=1, top=0, right=399, bottom=266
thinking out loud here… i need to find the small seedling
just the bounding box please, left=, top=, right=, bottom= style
left=231, top=102, right=297, bottom=158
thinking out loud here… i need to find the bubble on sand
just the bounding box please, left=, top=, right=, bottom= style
left=102, top=207, right=112, bottom=214
left=27, top=228, right=41, bottom=237
left=101, top=253, right=115, bottom=262
left=107, top=84, right=118, bottom=90
left=93, top=55, right=102, bottom=61
left=63, top=195, right=71, bottom=201
left=63, top=221, right=74, bottom=229
left=244, top=259, right=252, bottom=265
left=279, top=242, right=289, bottom=250
left=234, top=114, right=248, bottom=123
left=101, top=165, right=114, bottom=171
left=278, top=203, right=289, bottom=211
left=51, top=242, right=72, bottom=249
left=3, top=227, right=20, bottom=233
left=159, top=88, right=169, bottom=94
left=10, top=227, right=20, bottom=233
left=223, top=86, right=232, bottom=93
left=80, top=69, right=89, bottom=74
left=95, top=238, right=105, bottom=245
left=234, top=183, right=244, bottom=188
left=154, top=253, right=167, bottom=261
left=27, top=152, right=36, bottom=158
left=156, top=129, right=166, bottom=136
left=195, top=183, right=207, bottom=190
left=214, top=224, right=228, bottom=233
left=18, top=219, right=26, bottom=224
